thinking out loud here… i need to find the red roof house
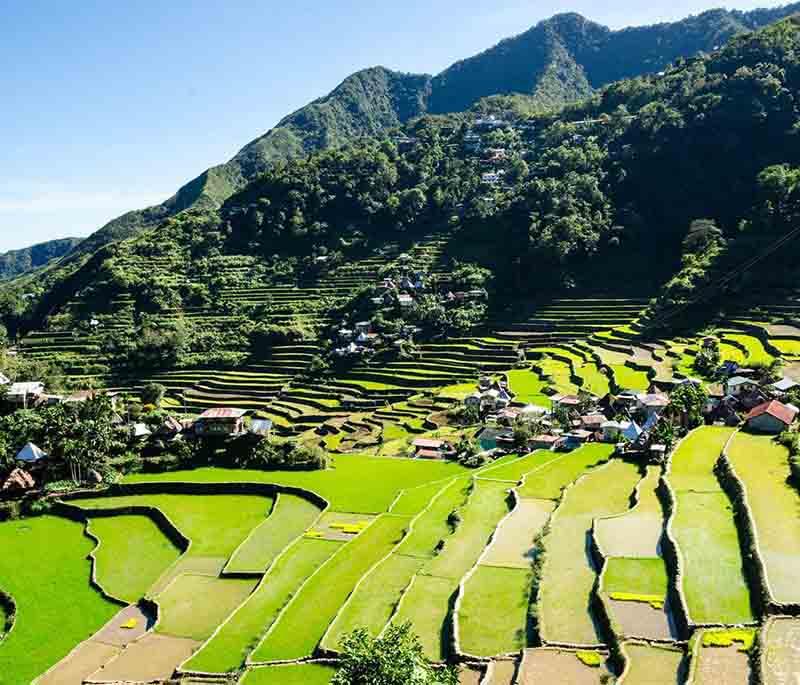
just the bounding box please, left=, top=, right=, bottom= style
left=746, top=401, right=798, bottom=434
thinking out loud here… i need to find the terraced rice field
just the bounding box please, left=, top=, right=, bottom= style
left=620, top=642, right=685, bottom=684
left=0, top=517, right=118, bottom=685
left=87, top=515, right=182, bottom=602
left=13, top=301, right=800, bottom=684
left=691, top=629, right=753, bottom=684
left=538, top=459, right=642, bottom=645
left=727, top=432, right=800, bottom=605
left=668, top=427, right=753, bottom=625
left=761, top=617, right=800, bottom=684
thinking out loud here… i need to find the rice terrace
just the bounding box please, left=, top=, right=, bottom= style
left=8, top=3, right=800, bottom=685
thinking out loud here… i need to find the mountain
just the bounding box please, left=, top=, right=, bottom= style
left=21, top=12, right=800, bottom=364
left=61, top=3, right=800, bottom=263
left=0, top=238, right=83, bottom=281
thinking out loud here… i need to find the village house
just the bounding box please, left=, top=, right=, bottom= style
left=0, top=373, right=10, bottom=386
left=397, top=293, right=414, bottom=308
left=745, top=400, right=798, bottom=434
left=551, top=394, right=580, bottom=413
left=477, top=427, right=514, bottom=451
left=249, top=418, right=273, bottom=438
left=6, top=382, right=45, bottom=407
left=580, top=413, right=607, bottom=433
left=194, top=408, right=248, bottom=437
left=771, top=377, right=799, bottom=398
left=725, top=376, right=759, bottom=397
left=636, top=393, right=670, bottom=419
left=16, top=442, right=47, bottom=464
left=155, top=416, right=183, bottom=440
left=530, top=434, right=564, bottom=451
left=411, top=438, right=455, bottom=460
left=131, top=423, right=152, bottom=440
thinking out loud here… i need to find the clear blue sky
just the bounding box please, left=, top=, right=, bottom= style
left=0, top=0, right=789, bottom=252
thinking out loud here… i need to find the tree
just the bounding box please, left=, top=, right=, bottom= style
left=332, top=623, right=458, bottom=685
left=141, top=382, right=167, bottom=407
left=668, top=382, right=708, bottom=429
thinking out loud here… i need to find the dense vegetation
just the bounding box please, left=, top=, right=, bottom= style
left=50, top=4, right=800, bottom=267
left=0, top=237, right=82, bottom=280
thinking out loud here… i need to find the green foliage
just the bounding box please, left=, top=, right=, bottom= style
left=332, top=622, right=458, bottom=685
left=668, top=382, right=709, bottom=428
left=140, top=382, right=166, bottom=406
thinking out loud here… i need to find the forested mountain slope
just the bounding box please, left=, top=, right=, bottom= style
left=60, top=3, right=800, bottom=264
left=0, top=238, right=82, bottom=281
left=12, top=14, right=800, bottom=372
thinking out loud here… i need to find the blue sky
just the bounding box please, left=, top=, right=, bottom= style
left=0, top=0, right=788, bottom=252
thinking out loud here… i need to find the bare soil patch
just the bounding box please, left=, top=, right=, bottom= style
left=694, top=644, right=750, bottom=684
left=608, top=599, right=674, bottom=641
left=459, top=665, right=484, bottom=684
left=482, top=498, right=554, bottom=569
left=519, top=649, right=611, bottom=685
left=621, top=642, right=685, bottom=684
left=762, top=618, right=800, bottom=685
left=486, top=659, right=518, bottom=684
left=92, top=604, right=154, bottom=647
left=88, top=633, right=200, bottom=682
left=38, top=641, right=120, bottom=685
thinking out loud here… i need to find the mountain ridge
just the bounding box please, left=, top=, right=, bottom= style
left=57, top=3, right=800, bottom=266
left=0, top=238, right=83, bottom=281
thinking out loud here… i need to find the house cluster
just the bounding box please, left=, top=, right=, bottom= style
left=0, top=400, right=274, bottom=498
left=706, top=364, right=800, bottom=433
left=0, top=376, right=99, bottom=409
left=466, top=365, right=800, bottom=463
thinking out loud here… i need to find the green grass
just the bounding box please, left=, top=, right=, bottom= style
left=576, top=362, right=610, bottom=396
left=458, top=565, right=531, bottom=657
left=770, top=338, right=800, bottom=355
left=77, top=493, right=273, bottom=558
left=324, top=478, right=470, bottom=649
left=382, top=422, right=412, bottom=443
left=518, top=444, right=615, bottom=500
left=388, top=480, right=512, bottom=661
left=610, top=364, right=650, bottom=391
left=722, top=333, right=774, bottom=365
left=672, top=492, right=752, bottom=624
left=507, top=369, right=551, bottom=406
left=225, top=495, right=322, bottom=574
left=123, top=454, right=467, bottom=514
left=668, top=427, right=752, bottom=624
left=390, top=480, right=452, bottom=516
left=702, top=627, right=756, bottom=651
left=391, top=574, right=455, bottom=661
left=398, top=478, right=472, bottom=560
left=252, top=515, right=410, bottom=661
left=670, top=426, right=735, bottom=492
left=88, top=515, right=181, bottom=602
left=478, top=450, right=561, bottom=483
left=156, top=574, right=257, bottom=641
left=438, top=383, right=477, bottom=400
left=185, top=538, right=342, bottom=673
left=242, top=664, right=335, bottom=684
left=324, top=554, right=423, bottom=650
left=539, top=460, right=642, bottom=645
left=426, top=481, right=511, bottom=580
left=604, top=558, right=668, bottom=599
left=0, top=516, right=118, bottom=685
left=728, top=432, right=800, bottom=604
